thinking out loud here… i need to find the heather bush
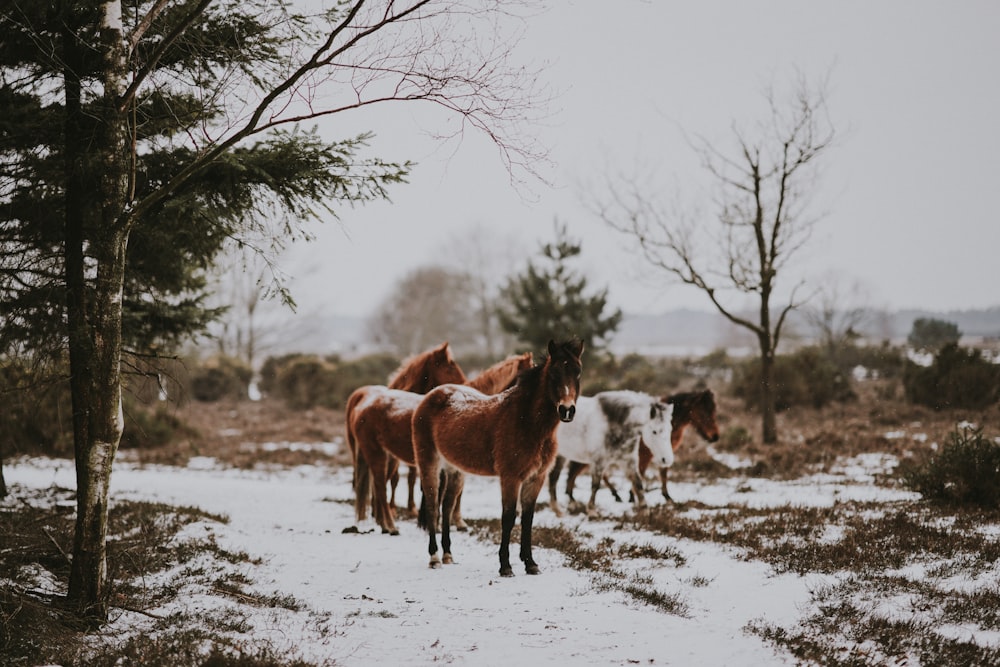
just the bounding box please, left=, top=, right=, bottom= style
left=731, top=345, right=855, bottom=412
left=190, top=356, right=252, bottom=402
left=903, top=343, right=1000, bottom=410
left=901, top=427, right=1000, bottom=509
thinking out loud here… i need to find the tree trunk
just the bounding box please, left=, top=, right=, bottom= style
left=65, top=2, right=130, bottom=621
left=1, top=455, right=7, bottom=498
left=759, top=347, right=778, bottom=444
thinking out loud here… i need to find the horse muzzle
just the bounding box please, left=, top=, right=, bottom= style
left=558, top=404, right=576, bottom=422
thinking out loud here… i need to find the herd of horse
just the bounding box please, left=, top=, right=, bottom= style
left=344, top=340, right=720, bottom=577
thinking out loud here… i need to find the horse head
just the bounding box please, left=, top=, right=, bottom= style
left=667, top=389, right=720, bottom=444
left=642, top=400, right=675, bottom=467
left=545, top=338, right=584, bottom=422
left=690, top=390, right=720, bottom=443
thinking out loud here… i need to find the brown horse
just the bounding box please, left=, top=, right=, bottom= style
left=404, top=352, right=535, bottom=529
left=345, top=342, right=467, bottom=532
left=563, top=388, right=720, bottom=504
left=359, top=352, right=534, bottom=535
left=414, top=339, right=584, bottom=576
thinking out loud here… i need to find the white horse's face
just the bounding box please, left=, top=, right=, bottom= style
left=641, top=402, right=674, bottom=467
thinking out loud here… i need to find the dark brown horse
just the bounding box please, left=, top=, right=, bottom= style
left=345, top=342, right=467, bottom=532
left=357, top=352, right=534, bottom=535
left=563, top=388, right=720, bottom=504
left=414, top=339, right=584, bottom=576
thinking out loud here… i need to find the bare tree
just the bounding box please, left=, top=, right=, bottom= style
left=11, top=0, right=548, bottom=620
left=597, top=74, right=836, bottom=443
left=442, top=222, right=525, bottom=358
left=805, top=271, right=872, bottom=354
left=205, top=241, right=289, bottom=376
left=368, top=265, right=480, bottom=356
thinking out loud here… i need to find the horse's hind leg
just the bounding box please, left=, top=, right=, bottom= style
left=368, top=449, right=398, bottom=535
left=547, top=455, right=565, bottom=517
left=587, top=464, right=604, bottom=514
left=518, top=473, right=546, bottom=575
left=451, top=488, right=468, bottom=532
left=565, top=460, right=587, bottom=502
left=440, top=470, right=463, bottom=564
left=406, top=465, right=419, bottom=517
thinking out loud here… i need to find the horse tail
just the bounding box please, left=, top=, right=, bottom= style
left=354, top=451, right=371, bottom=524
left=417, top=485, right=432, bottom=531
left=412, top=403, right=440, bottom=533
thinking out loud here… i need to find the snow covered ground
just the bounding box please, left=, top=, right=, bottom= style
left=7, top=450, right=921, bottom=666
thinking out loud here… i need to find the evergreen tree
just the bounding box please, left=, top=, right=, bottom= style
left=497, top=222, right=622, bottom=355
left=908, top=318, right=962, bottom=352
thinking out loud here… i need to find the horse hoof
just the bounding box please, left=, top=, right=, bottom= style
left=429, top=555, right=442, bottom=569
left=442, top=553, right=454, bottom=564
left=455, top=522, right=469, bottom=532
left=382, top=527, right=399, bottom=536
left=499, top=567, right=514, bottom=577
left=525, top=564, right=540, bottom=575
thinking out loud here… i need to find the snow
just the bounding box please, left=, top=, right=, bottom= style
left=4, top=451, right=921, bottom=666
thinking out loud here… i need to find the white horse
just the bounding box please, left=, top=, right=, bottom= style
left=549, top=390, right=673, bottom=516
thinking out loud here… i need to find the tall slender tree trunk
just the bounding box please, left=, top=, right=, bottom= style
left=759, top=345, right=778, bottom=444
left=65, top=1, right=130, bottom=621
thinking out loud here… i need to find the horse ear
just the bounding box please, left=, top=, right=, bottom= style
left=547, top=339, right=557, bottom=356
left=650, top=403, right=657, bottom=420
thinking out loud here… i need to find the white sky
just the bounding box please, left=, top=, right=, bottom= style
left=283, top=0, right=1000, bottom=319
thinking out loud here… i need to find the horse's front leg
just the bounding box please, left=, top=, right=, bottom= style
left=498, top=478, right=520, bottom=577
left=518, top=472, right=547, bottom=575
left=659, top=466, right=673, bottom=502
left=629, top=466, right=647, bottom=509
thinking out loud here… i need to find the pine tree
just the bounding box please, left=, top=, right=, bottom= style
left=497, top=222, right=622, bottom=355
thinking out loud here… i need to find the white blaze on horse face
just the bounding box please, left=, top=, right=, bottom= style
left=643, top=403, right=675, bottom=468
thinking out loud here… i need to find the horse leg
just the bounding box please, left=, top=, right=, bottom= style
left=451, top=488, right=468, bottom=532
left=547, top=455, right=566, bottom=517
left=518, top=473, right=546, bottom=575
left=565, top=460, right=587, bottom=503
left=440, top=470, right=463, bottom=564
left=603, top=474, right=624, bottom=502
left=587, top=463, right=604, bottom=513
left=630, top=465, right=647, bottom=509
left=368, top=449, right=398, bottom=535
left=387, top=458, right=400, bottom=510
left=498, top=477, right=520, bottom=577
left=660, top=466, right=673, bottom=502
left=407, top=465, right=419, bottom=517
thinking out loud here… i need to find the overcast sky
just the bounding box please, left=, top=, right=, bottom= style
left=281, top=0, right=999, bottom=321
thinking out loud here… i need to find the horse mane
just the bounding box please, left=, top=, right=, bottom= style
left=467, top=352, right=533, bottom=394
left=666, top=389, right=715, bottom=421
left=387, top=342, right=465, bottom=390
